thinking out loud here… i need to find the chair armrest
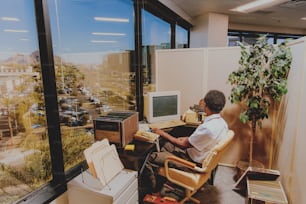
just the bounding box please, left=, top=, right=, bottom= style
left=166, top=155, right=196, bottom=168
left=164, top=155, right=208, bottom=173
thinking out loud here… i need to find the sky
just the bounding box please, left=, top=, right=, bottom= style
left=0, top=0, right=186, bottom=64
left=0, top=0, right=135, bottom=64
left=0, top=0, right=37, bottom=59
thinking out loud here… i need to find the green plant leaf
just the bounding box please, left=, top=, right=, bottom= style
left=228, top=35, right=292, bottom=126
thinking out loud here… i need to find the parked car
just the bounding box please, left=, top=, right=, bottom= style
left=59, top=108, right=89, bottom=126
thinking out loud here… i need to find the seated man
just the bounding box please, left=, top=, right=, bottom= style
left=145, top=90, right=228, bottom=190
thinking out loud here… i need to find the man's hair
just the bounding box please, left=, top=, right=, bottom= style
left=204, top=90, right=226, bottom=113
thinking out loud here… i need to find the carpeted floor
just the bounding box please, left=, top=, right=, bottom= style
left=192, top=183, right=221, bottom=204
left=191, top=165, right=246, bottom=204
left=141, top=165, right=246, bottom=203
left=156, top=165, right=246, bottom=204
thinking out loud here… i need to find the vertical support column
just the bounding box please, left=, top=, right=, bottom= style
left=190, top=13, right=228, bottom=48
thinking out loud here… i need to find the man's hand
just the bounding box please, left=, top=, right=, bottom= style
left=151, top=128, right=166, bottom=137
left=151, top=128, right=191, bottom=149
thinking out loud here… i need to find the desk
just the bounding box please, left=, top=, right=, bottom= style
left=118, top=125, right=196, bottom=201
left=167, top=125, right=196, bottom=137
left=118, top=140, right=156, bottom=173
left=117, top=125, right=197, bottom=173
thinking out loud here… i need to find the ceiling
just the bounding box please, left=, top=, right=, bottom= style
left=165, top=0, right=306, bottom=32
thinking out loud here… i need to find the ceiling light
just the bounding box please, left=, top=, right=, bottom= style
left=4, top=29, right=28, bottom=33
left=92, top=32, right=126, bottom=36
left=91, top=40, right=117, bottom=43
left=94, top=17, right=129, bottom=23
left=1, top=17, right=19, bottom=21
left=301, top=17, right=306, bottom=21
left=230, top=0, right=290, bottom=13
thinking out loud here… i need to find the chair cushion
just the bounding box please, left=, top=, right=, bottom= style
left=159, top=167, right=210, bottom=190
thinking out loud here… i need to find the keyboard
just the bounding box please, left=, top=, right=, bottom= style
left=134, top=130, right=159, bottom=142
left=148, top=120, right=186, bottom=129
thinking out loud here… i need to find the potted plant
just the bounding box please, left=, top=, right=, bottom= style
left=227, top=35, right=292, bottom=166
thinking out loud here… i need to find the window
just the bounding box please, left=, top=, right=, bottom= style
left=0, top=0, right=191, bottom=203
left=48, top=0, right=135, bottom=170
left=175, top=25, right=188, bottom=48
left=228, top=30, right=303, bottom=46
left=0, top=1, right=51, bottom=203
left=142, top=9, right=171, bottom=93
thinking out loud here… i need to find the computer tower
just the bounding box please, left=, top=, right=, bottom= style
left=93, top=111, right=138, bottom=147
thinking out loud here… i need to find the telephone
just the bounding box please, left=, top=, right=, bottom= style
left=134, top=130, right=159, bottom=142
left=183, top=109, right=206, bottom=124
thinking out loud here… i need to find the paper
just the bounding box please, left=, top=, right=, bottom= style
left=83, top=139, right=110, bottom=178
left=91, top=144, right=124, bottom=186
left=83, top=139, right=124, bottom=186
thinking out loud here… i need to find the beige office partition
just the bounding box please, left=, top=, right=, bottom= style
left=205, top=47, right=246, bottom=165
left=155, top=48, right=208, bottom=114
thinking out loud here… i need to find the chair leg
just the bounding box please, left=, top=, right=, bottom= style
left=179, top=189, right=200, bottom=204
left=209, top=165, right=219, bottom=185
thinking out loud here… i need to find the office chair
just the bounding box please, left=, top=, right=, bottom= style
left=158, top=130, right=235, bottom=204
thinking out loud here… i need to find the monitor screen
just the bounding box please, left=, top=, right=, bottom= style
left=144, top=90, right=181, bottom=124
left=152, top=95, right=178, bottom=117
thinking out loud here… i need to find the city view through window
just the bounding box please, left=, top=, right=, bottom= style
left=0, top=0, right=190, bottom=203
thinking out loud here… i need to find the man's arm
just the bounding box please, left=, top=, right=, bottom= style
left=152, top=128, right=191, bottom=149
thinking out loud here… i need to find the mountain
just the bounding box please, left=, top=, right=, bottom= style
left=3, top=50, right=62, bottom=65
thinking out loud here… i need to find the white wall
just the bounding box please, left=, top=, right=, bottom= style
left=273, top=37, right=306, bottom=204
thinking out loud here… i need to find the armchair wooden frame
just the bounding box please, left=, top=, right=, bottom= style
left=158, top=130, right=235, bottom=204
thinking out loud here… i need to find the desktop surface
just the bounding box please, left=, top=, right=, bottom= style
left=147, top=119, right=186, bottom=129
left=167, top=125, right=196, bottom=137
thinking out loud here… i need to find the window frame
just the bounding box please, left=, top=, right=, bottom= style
left=228, top=29, right=304, bottom=45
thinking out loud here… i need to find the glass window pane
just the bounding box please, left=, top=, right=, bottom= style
left=228, top=36, right=240, bottom=46
left=276, top=34, right=302, bottom=44
left=242, top=33, right=260, bottom=45
left=0, top=1, right=50, bottom=202
left=175, top=25, right=188, bottom=48
left=142, top=9, right=171, bottom=92
left=48, top=0, right=135, bottom=171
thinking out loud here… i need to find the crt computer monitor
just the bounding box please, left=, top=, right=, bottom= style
left=144, top=90, right=181, bottom=124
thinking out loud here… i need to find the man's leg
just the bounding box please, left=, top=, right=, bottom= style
left=145, top=149, right=173, bottom=191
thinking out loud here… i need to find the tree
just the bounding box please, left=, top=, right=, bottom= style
left=228, top=35, right=292, bottom=164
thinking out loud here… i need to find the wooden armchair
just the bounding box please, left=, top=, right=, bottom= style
left=158, top=130, right=235, bottom=204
